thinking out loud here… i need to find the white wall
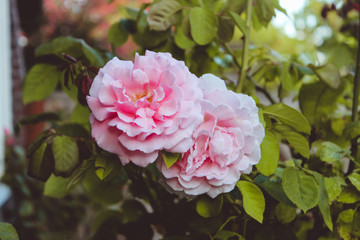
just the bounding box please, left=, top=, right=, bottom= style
left=0, top=0, right=12, bottom=178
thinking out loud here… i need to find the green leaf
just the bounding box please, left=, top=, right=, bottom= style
left=217, top=15, right=235, bottom=42
left=82, top=168, right=123, bottom=205
left=263, top=103, right=311, bottom=135
left=280, top=62, right=298, bottom=94
left=70, top=104, right=91, bottom=131
left=147, top=0, right=181, bottom=31
left=312, top=172, right=333, bottom=231
left=343, top=121, right=360, bottom=140
left=299, top=81, right=344, bottom=125
left=309, top=63, right=341, bottom=89
left=215, top=230, right=245, bottom=240
left=324, top=176, right=346, bottom=203
left=196, top=195, right=223, bottom=218
left=228, top=11, right=248, bottom=37
left=189, top=7, right=218, bottom=45
left=337, top=186, right=360, bottom=204
left=52, top=135, right=80, bottom=177
left=108, top=21, right=129, bottom=47
left=282, top=168, right=319, bottom=212
left=95, top=156, right=117, bottom=180
left=27, top=141, right=54, bottom=181
left=275, top=202, right=297, bottom=224
left=35, top=36, right=104, bottom=67
left=254, top=174, right=295, bottom=206
left=318, top=141, right=345, bottom=163
left=353, top=207, right=360, bottom=237
left=253, top=0, right=276, bottom=26
left=0, top=222, right=19, bottom=240
left=349, top=173, right=360, bottom=192
left=23, top=64, right=60, bottom=104
left=273, top=124, right=310, bottom=158
left=257, top=130, right=279, bottom=176
left=237, top=181, right=265, bottom=223
left=44, top=174, right=72, bottom=198
left=174, top=24, right=195, bottom=49
left=337, top=209, right=356, bottom=240
left=67, top=158, right=94, bottom=189
left=132, top=9, right=169, bottom=48
left=161, top=151, right=181, bottom=169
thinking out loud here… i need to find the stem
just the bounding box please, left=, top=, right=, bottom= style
left=255, top=84, right=276, bottom=104
left=242, top=216, right=249, bottom=238
left=225, top=194, right=242, bottom=215
left=221, top=42, right=242, bottom=72
left=350, top=12, right=360, bottom=172
left=236, top=0, right=253, bottom=93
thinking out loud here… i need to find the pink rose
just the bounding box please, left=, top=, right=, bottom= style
left=87, top=51, right=203, bottom=167
left=159, top=74, right=265, bottom=198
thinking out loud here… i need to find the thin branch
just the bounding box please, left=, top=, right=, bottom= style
left=236, top=0, right=253, bottom=93
left=221, top=42, right=242, bottom=72
left=349, top=11, right=360, bottom=173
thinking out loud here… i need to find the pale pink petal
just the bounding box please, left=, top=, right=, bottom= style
left=87, top=97, right=114, bottom=121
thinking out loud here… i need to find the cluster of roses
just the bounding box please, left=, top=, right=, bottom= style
left=87, top=51, right=264, bottom=198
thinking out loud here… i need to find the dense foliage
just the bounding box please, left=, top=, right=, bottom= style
left=2, top=0, right=360, bottom=239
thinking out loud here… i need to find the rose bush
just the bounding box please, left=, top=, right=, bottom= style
left=158, top=74, right=264, bottom=198
left=87, top=51, right=203, bottom=167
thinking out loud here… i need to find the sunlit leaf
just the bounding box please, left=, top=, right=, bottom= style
left=337, top=186, right=360, bottom=204
left=228, top=11, right=248, bottom=37
left=274, top=124, right=310, bottom=159
left=309, top=63, right=341, bottom=89
left=282, top=168, right=319, bottom=213
left=324, top=176, right=346, bottom=203
left=337, top=209, right=356, bottom=240
left=0, top=222, right=19, bottom=240
left=95, top=156, right=117, bottom=181
left=161, top=151, right=181, bottom=169
left=299, top=81, right=344, bottom=125
left=189, top=7, right=218, bottom=45
left=44, top=174, right=72, bottom=198
left=312, top=171, right=333, bottom=231
left=348, top=173, right=360, bottom=192
left=174, top=24, right=195, bottom=49
left=257, top=130, right=279, bottom=176
left=318, top=141, right=346, bottom=163
left=237, top=181, right=265, bottom=223
left=264, top=103, right=311, bottom=135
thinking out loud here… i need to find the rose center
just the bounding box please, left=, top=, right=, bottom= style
left=131, top=91, right=153, bottom=102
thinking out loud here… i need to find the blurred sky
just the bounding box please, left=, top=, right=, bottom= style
left=272, top=0, right=337, bottom=37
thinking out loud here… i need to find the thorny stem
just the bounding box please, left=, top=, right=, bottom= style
left=236, top=0, right=252, bottom=93
left=350, top=11, right=360, bottom=173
